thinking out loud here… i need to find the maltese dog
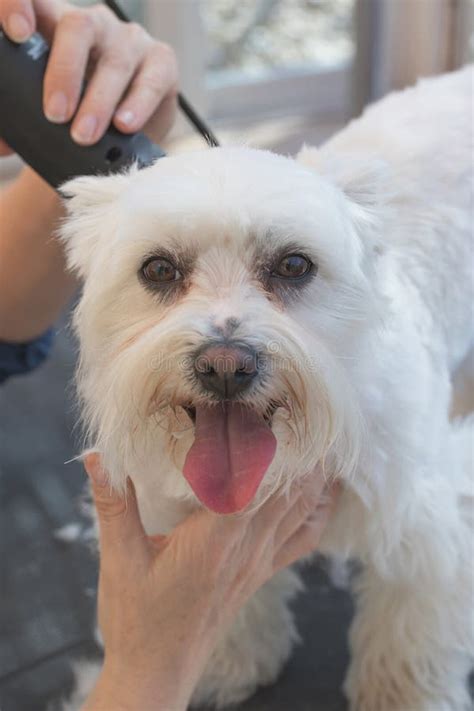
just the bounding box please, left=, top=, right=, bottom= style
left=60, top=66, right=473, bottom=710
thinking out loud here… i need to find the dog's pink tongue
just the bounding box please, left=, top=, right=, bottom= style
left=183, top=403, right=277, bottom=514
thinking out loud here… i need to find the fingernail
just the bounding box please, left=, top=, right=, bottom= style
left=46, top=92, right=68, bottom=123
left=7, top=13, right=31, bottom=42
left=115, top=109, right=135, bottom=128
left=72, top=115, right=98, bottom=145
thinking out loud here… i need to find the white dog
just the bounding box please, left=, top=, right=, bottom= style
left=60, top=66, right=473, bottom=710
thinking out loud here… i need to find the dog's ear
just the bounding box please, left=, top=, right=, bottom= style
left=297, top=145, right=392, bottom=239
left=58, top=169, right=134, bottom=279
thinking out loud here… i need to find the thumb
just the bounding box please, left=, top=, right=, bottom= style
left=1, top=0, right=36, bottom=42
left=84, top=453, right=148, bottom=567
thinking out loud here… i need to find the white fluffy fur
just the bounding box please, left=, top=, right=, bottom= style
left=60, top=67, right=474, bottom=710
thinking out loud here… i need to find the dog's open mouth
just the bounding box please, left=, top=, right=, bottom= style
left=183, top=401, right=278, bottom=426
left=182, top=402, right=278, bottom=515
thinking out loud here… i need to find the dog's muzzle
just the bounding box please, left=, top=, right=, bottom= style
left=194, top=342, right=259, bottom=399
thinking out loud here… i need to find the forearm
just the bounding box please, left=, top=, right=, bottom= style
left=0, top=166, right=77, bottom=341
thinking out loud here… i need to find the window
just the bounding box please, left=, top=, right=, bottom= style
left=144, top=0, right=357, bottom=123
left=201, top=0, right=356, bottom=120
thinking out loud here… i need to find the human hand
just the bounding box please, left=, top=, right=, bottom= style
left=82, top=453, right=340, bottom=711
left=0, top=0, right=178, bottom=156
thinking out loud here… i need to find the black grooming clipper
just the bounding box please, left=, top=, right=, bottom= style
left=0, top=29, right=165, bottom=189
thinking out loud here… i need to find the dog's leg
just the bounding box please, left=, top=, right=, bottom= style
left=191, top=567, right=302, bottom=708
left=345, top=500, right=473, bottom=711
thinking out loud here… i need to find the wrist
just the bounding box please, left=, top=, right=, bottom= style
left=82, top=659, right=194, bottom=711
left=82, top=621, right=219, bottom=711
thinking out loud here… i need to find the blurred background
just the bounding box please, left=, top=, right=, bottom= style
left=79, top=0, right=474, bottom=151
left=1, top=0, right=473, bottom=181
left=0, top=1, right=473, bottom=710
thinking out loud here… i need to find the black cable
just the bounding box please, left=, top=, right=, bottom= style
left=104, top=0, right=220, bottom=147
left=177, top=94, right=219, bottom=148
left=103, top=0, right=128, bottom=21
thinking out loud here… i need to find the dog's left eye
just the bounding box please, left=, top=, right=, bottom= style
left=141, top=257, right=182, bottom=284
left=272, top=254, right=312, bottom=279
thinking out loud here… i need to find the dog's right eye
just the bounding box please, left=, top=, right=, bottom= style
left=141, top=257, right=182, bottom=284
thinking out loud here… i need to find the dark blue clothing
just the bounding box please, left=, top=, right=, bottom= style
left=0, top=329, right=53, bottom=384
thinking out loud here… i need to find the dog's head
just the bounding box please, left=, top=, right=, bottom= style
left=61, top=147, right=384, bottom=513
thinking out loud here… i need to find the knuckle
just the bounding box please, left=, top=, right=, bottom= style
left=46, top=56, right=77, bottom=79
left=152, top=41, right=178, bottom=77
left=127, top=21, right=148, bottom=45
left=95, top=494, right=127, bottom=521
left=89, top=3, right=116, bottom=27
left=136, top=71, right=166, bottom=97
left=103, top=50, right=131, bottom=73
left=60, top=8, right=96, bottom=35
left=157, top=41, right=176, bottom=61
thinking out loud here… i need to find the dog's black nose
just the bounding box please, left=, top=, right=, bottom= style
left=194, top=343, right=258, bottom=399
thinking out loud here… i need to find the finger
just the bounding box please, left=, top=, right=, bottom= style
left=0, top=0, right=35, bottom=42
left=0, top=0, right=61, bottom=42
left=32, top=0, right=62, bottom=42
left=71, top=42, right=138, bottom=145
left=84, top=453, right=148, bottom=570
left=247, top=480, right=302, bottom=536
left=43, top=9, right=96, bottom=124
left=274, top=469, right=329, bottom=549
left=247, top=470, right=322, bottom=540
left=273, top=488, right=339, bottom=571
left=142, top=92, right=178, bottom=145
left=0, top=138, right=13, bottom=156
left=113, top=42, right=178, bottom=135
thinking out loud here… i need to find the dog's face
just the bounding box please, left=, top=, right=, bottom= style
left=61, top=147, right=381, bottom=513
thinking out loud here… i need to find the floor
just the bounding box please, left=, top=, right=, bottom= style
left=0, top=323, right=353, bottom=711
